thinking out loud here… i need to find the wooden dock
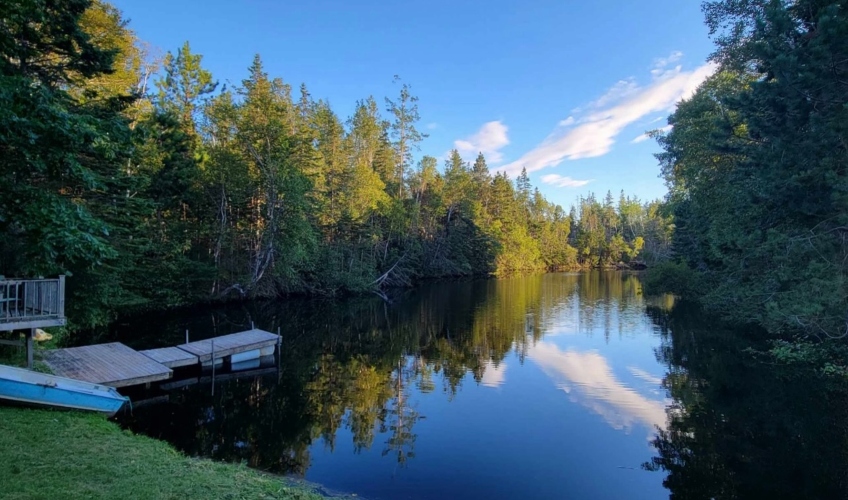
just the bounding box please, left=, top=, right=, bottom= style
left=41, top=329, right=280, bottom=388
left=140, top=347, right=197, bottom=368
left=176, top=329, right=279, bottom=363
left=42, top=343, right=172, bottom=388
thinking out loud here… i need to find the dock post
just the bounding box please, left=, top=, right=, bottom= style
left=210, top=339, right=215, bottom=396
left=276, top=327, right=282, bottom=378
left=185, top=329, right=189, bottom=344
left=57, top=275, right=65, bottom=319
left=26, top=328, right=34, bottom=369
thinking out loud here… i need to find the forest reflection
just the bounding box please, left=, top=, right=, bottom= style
left=117, top=271, right=651, bottom=476
left=646, top=304, right=848, bottom=499
left=114, top=271, right=848, bottom=498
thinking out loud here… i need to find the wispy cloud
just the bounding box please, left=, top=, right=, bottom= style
left=454, top=120, right=510, bottom=164
left=541, top=174, right=592, bottom=188
left=651, top=51, right=684, bottom=78
left=500, top=53, right=716, bottom=177
left=587, top=78, right=639, bottom=109
left=426, top=122, right=438, bottom=130
left=631, top=124, right=672, bottom=144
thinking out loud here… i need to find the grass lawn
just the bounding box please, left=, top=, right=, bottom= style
left=0, top=406, right=326, bottom=500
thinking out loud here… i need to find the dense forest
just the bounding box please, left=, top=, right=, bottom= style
left=645, top=0, right=848, bottom=369
left=0, top=0, right=670, bottom=330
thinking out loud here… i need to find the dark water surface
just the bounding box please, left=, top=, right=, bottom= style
left=99, top=272, right=846, bottom=499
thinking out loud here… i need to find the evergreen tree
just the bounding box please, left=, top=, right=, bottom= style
left=385, top=77, right=426, bottom=198
left=155, top=41, right=217, bottom=136
left=653, top=0, right=848, bottom=351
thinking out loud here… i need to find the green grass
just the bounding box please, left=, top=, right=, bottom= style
left=0, top=407, right=325, bottom=500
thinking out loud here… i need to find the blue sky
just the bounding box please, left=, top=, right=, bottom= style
left=112, top=0, right=715, bottom=207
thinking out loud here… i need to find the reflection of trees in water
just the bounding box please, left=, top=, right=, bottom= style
left=645, top=304, right=848, bottom=499
left=120, top=271, right=649, bottom=475
left=574, top=271, right=646, bottom=342
left=380, top=356, right=421, bottom=465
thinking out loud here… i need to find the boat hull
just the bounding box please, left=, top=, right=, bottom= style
left=0, top=365, right=127, bottom=416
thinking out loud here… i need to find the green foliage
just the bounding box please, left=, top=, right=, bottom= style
left=572, top=192, right=669, bottom=267
left=155, top=41, right=217, bottom=135
left=385, top=77, right=426, bottom=198
left=642, top=261, right=700, bottom=300
left=657, top=0, right=848, bottom=347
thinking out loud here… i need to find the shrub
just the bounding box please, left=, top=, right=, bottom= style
left=642, top=261, right=700, bottom=299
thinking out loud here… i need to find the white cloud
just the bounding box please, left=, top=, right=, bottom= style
left=588, top=78, right=639, bottom=109
left=541, top=174, right=592, bottom=188
left=454, top=120, right=510, bottom=164
left=558, top=116, right=575, bottom=127
left=500, top=55, right=716, bottom=177
left=631, top=124, right=672, bottom=144
left=651, top=51, right=684, bottom=79
left=426, top=122, right=438, bottom=130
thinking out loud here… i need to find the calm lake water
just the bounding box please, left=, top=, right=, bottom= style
left=99, top=271, right=846, bottom=499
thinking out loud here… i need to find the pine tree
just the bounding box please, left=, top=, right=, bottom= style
left=155, top=41, right=218, bottom=136
left=385, top=77, right=426, bottom=198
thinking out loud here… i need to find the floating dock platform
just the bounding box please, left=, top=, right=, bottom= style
left=42, top=329, right=280, bottom=388
left=175, top=329, right=279, bottom=363
left=139, top=346, right=197, bottom=368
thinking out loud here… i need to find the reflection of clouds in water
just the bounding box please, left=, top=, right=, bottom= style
left=628, top=366, right=663, bottom=386
left=480, top=361, right=507, bottom=388
left=528, top=342, right=667, bottom=435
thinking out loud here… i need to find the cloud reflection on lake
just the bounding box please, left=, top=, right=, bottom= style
left=528, top=341, right=667, bottom=435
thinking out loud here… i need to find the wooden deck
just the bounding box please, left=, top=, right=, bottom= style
left=140, top=347, right=198, bottom=368
left=43, top=343, right=172, bottom=388
left=40, top=329, right=279, bottom=389
left=176, top=329, right=279, bottom=363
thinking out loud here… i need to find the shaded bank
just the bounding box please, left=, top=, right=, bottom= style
left=646, top=303, right=848, bottom=499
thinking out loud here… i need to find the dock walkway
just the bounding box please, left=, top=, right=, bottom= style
left=140, top=347, right=197, bottom=368
left=42, top=343, right=172, bottom=387
left=176, top=329, right=279, bottom=363
left=42, top=329, right=279, bottom=388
